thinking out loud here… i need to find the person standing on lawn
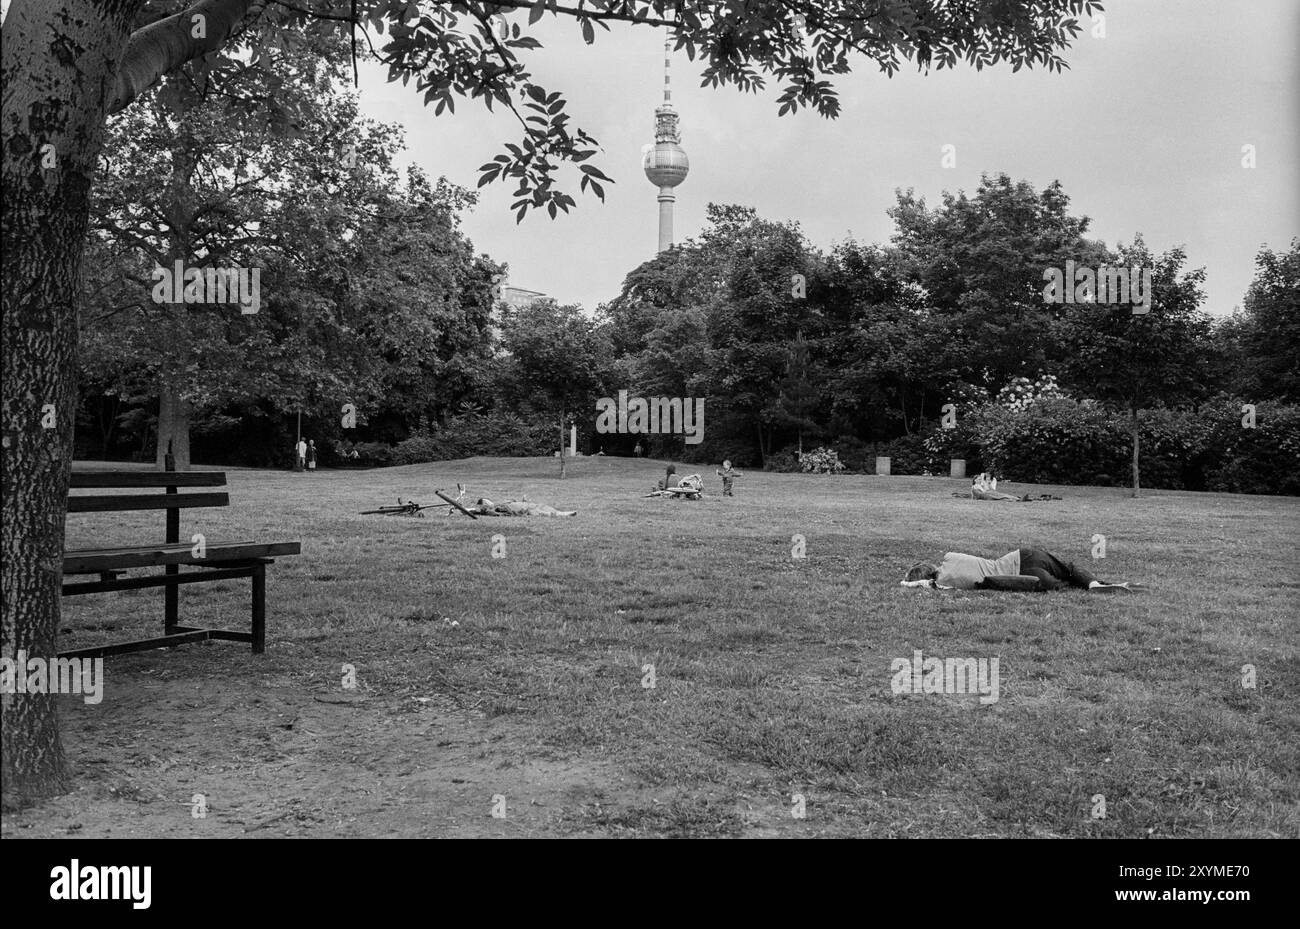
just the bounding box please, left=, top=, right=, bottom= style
left=306, top=439, right=317, bottom=472
left=295, top=436, right=307, bottom=471
left=716, top=460, right=740, bottom=497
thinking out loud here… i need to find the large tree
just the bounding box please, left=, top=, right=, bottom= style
left=3, top=0, right=1102, bottom=807
left=500, top=299, right=610, bottom=476
left=1215, top=240, right=1300, bottom=404
left=888, top=173, right=1110, bottom=386
left=1057, top=240, right=1212, bottom=496
left=84, top=29, right=407, bottom=468
left=817, top=238, right=957, bottom=439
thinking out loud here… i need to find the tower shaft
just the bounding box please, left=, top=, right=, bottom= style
left=657, top=187, right=675, bottom=254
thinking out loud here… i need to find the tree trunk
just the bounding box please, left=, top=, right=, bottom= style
left=155, top=384, right=192, bottom=470
left=1130, top=405, right=1141, bottom=498
left=558, top=414, right=566, bottom=478
left=2, top=0, right=144, bottom=810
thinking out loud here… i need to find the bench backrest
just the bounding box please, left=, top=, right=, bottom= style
left=68, top=470, right=229, bottom=545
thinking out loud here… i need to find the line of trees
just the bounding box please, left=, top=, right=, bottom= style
left=580, top=187, right=1294, bottom=492
left=77, top=167, right=1299, bottom=502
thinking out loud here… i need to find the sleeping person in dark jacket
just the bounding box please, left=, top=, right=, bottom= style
left=902, top=547, right=1136, bottom=592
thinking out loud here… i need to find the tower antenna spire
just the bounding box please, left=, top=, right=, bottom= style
left=644, top=31, right=689, bottom=252
left=664, top=35, right=672, bottom=105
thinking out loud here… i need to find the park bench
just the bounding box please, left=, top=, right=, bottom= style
left=59, top=467, right=301, bottom=659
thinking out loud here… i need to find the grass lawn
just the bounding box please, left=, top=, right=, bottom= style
left=4, top=456, right=1297, bottom=837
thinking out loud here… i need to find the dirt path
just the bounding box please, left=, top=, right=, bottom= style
left=1, top=651, right=659, bottom=838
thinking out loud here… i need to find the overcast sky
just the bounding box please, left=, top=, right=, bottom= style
left=355, top=0, right=1297, bottom=317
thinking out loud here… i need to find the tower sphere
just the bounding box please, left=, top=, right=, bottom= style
left=644, top=141, right=689, bottom=188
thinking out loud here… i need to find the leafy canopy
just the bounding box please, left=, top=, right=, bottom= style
left=118, top=0, right=1104, bottom=222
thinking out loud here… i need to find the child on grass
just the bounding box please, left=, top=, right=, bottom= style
left=716, top=460, right=740, bottom=497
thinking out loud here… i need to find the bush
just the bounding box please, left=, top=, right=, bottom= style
left=390, top=410, right=555, bottom=465
left=391, top=428, right=442, bottom=466
left=351, top=442, right=394, bottom=466
left=763, top=445, right=801, bottom=472
left=1201, top=399, right=1300, bottom=495
left=956, top=396, right=1300, bottom=494
left=995, top=373, right=1067, bottom=411
left=800, top=446, right=847, bottom=474
left=966, top=398, right=1123, bottom=485
left=831, top=435, right=871, bottom=473
left=922, top=419, right=984, bottom=474
left=874, top=433, right=931, bottom=475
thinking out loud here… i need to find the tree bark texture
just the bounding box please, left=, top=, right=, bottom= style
left=2, top=0, right=146, bottom=809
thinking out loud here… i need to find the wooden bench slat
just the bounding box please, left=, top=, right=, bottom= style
left=70, top=470, right=227, bottom=488
left=67, top=492, right=229, bottom=513
left=64, top=540, right=301, bottom=573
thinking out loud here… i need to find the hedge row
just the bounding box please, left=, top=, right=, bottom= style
left=755, top=397, right=1298, bottom=495
left=926, top=397, right=1299, bottom=494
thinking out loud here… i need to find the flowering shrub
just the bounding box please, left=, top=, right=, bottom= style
left=923, top=417, right=983, bottom=472
left=799, top=446, right=847, bottom=474
left=995, top=374, right=1067, bottom=412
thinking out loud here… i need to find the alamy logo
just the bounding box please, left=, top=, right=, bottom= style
left=0, top=650, right=103, bottom=704
left=151, top=260, right=261, bottom=314
left=595, top=390, right=704, bottom=444
left=1042, top=260, right=1151, bottom=314
left=890, top=650, right=1000, bottom=705
left=50, top=860, right=151, bottom=909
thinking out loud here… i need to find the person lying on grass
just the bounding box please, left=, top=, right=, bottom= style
left=901, top=547, right=1137, bottom=592
left=469, top=497, right=576, bottom=517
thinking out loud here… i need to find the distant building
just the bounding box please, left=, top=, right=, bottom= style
left=501, top=286, right=547, bottom=309
left=491, top=285, right=548, bottom=353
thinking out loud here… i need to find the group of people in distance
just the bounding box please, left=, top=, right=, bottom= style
left=294, top=437, right=317, bottom=471
left=653, top=460, right=741, bottom=497
left=295, top=437, right=365, bottom=470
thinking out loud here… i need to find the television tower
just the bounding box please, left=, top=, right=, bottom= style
left=642, top=36, right=689, bottom=252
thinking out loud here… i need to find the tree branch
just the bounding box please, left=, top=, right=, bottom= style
left=108, top=0, right=264, bottom=116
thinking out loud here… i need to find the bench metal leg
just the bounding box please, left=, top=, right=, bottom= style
left=164, top=564, right=179, bottom=633
left=251, top=563, right=266, bottom=654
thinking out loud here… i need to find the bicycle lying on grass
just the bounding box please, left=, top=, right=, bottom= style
left=359, top=485, right=479, bottom=519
